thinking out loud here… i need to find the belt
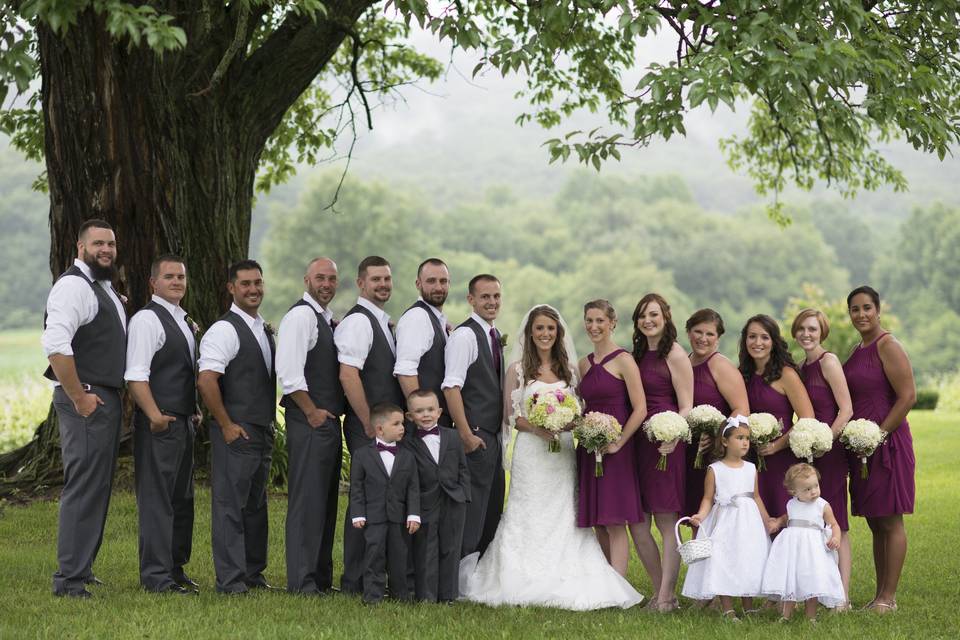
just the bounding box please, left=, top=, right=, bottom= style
left=787, top=518, right=824, bottom=531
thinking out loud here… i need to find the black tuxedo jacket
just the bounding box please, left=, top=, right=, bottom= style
left=403, top=426, right=471, bottom=523
left=349, top=442, right=420, bottom=524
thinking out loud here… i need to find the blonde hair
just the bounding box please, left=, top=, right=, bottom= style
left=783, top=462, right=820, bottom=492
left=791, top=308, right=830, bottom=342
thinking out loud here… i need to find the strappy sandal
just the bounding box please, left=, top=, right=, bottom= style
left=833, top=601, right=853, bottom=613
left=656, top=598, right=679, bottom=613
left=867, top=601, right=897, bottom=614
left=722, top=610, right=741, bottom=623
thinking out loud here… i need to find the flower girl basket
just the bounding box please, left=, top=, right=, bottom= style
left=675, top=517, right=712, bottom=565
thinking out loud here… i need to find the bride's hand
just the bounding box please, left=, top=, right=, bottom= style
left=561, top=420, right=577, bottom=432
left=537, top=428, right=557, bottom=443
left=658, top=438, right=679, bottom=455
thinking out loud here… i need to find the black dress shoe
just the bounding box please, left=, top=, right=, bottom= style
left=320, top=586, right=341, bottom=595
left=84, top=576, right=105, bottom=586
left=158, top=584, right=198, bottom=596
left=246, top=581, right=280, bottom=591
left=173, top=575, right=199, bottom=590
left=55, top=589, right=93, bottom=599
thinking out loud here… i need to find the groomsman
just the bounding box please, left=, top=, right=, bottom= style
left=276, top=257, right=345, bottom=595
left=125, top=254, right=199, bottom=594
left=442, top=274, right=505, bottom=557
left=394, top=258, right=451, bottom=426
left=197, top=260, right=276, bottom=594
left=334, top=255, right=405, bottom=594
left=43, top=219, right=127, bottom=598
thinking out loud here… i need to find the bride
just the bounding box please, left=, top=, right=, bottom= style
left=459, top=304, right=643, bottom=610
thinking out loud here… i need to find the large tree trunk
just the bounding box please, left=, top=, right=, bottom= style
left=0, top=1, right=373, bottom=495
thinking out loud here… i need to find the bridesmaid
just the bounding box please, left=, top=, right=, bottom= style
left=792, top=308, right=854, bottom=608
left=631, top=293, right=693, bottom=613
left=685, top=309, right=750, bottom=519
left=738, top=314, right=814, bottom=519
left=576, top=300, right=647, bottom=578
left=843, top=286, right=916, bottom=613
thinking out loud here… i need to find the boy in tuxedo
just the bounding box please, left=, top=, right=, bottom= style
left=404, top=389, right=471, bottom=602
left=350, top=403, right=420, bottom=604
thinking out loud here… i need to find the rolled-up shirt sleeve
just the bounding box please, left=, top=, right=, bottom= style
left=334, top=314, right=373, bottom=369
left=276, top=305, right=318, bottom=396
left=198, top=320, right=239, bottom=374
left=41, top=275, right=95, bottom=358
left=441, top=327, right=477, bottom=390
left=124, top=310, right=165, bottom=382
left=393, top=307, right=433, bottom=377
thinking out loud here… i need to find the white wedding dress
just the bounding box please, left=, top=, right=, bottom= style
left=459, top=379, right=643, bottom=610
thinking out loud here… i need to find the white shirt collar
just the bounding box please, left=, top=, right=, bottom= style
left=151, top=294, right=186, bottom=320
left=470, top=311, right=495, bottom=334
left=73, top=258, right=110, bottom=285
left=417, top=296, right=445, bottom=322
left=301, top=292, right=329, bottom=317
left=230, top=302, right=264, bottom=329
left=358, top=296, right=391, bottom=323
left=375, top=437, right=397, bottom=447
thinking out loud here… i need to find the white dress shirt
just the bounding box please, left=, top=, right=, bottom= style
left=124, top=295, right=196, bottom=382
left=393, top=297, right=447, bottom=377
left=276, top=293, right=334, bottom=395
left=198, top=303, right=272, bottom=375
left=42, top=258, right=127, bottom=359
left=334, top=297, right=395, bottom=369
left=351, top=437, right=421, bottom=525
left=418, top=427, right=441, bottom=463
left=441, top=312, right=497, bottom=390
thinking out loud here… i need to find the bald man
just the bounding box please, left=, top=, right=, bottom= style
left=276, top=257, right=346, bottom=594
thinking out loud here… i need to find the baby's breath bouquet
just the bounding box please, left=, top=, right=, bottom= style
left=686, top=404, right=726, bottom=469
left=840, top=419, right=886, bottom=479
left=788, top=418, right=834, bottom=463
left=748, top=412, right=782, bottom=471
left=574, top=412, right=622, bottom=476
left=526, top=388, right=581, bottom=452
left=643, top=411, right=691, bottom=471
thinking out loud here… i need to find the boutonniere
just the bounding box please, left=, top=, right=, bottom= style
left=264, top=322, right=275, bottom=337
left=184, top=315, right=201, bottom=336
left=499, top=333, right=508, bottom=348
left=118, top=293, right=128, bottom=305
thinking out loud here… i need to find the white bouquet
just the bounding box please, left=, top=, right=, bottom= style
left=788, top=418, right=834, bottom=463
left=526, top=388, right=581, bottom=452
left=748, top=412, right=782, bottom=471
left=686, top=404, right=726, bottom=469
left=840, top=419, right=886, bottom=479
left=573, top=412, right=622, bottom=477
left=643, top=411, right=691, bottom=471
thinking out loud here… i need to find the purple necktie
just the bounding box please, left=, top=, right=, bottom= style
left=376, top=442, right=398, bottom=455
left=489, top=327, right=501, bottom=374
left=417, top=426, right=440, bottom=438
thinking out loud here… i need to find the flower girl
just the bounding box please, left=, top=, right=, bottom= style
left=681, top=416, right=777, bottom=621
left=761, top=463, right=846, bottom=621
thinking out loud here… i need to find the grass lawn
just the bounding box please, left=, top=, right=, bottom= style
left=0, top=411, right=958, bottom=639
left=0, top=329, right=45, bottom=382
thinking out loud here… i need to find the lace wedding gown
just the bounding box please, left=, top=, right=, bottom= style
left=459, top=379, right=643, bottom=610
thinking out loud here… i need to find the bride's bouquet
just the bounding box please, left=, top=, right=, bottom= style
left=526, top=388, right=581, bottom=452
left=643, top=411, right=691, bottom=471
left=573, top=412, right=622, bottom=477
left=788, top=418, right=834, bottom=463
left=840, top=419, right=886, bottom=479
left=686, top=404, right=726, bottom=469
left=748, top=412, right=782, bottom=471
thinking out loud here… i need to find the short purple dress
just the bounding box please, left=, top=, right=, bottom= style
left=636, top=349, right=686, bottom=514
left=746, top=373, right=798, bottom=518
left=576, top=349, right=644, bottom=527
left=843, top=334, right=915, bottom=517
left=686, top=353, right=732, bottom=516
left=799, top=353, right=850, bottom=531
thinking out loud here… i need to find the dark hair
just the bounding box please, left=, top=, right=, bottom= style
left=738, top=314, right=798, bottom=384
left=714, top=422, right=750, bottom=459
left=358, top=256, right=390, bottom=279
left=78, top=218, right=113, bottom=240
left=228, top=259, right=263, bottom=282
left=406, top=388, right=439, bottom=404
left=417, top=258, right=447, bottom=279
left=685, top=308, right=725, bottom=337
left=521, top=306, right=574, bottom=385
left=468, top=274, right=500, bottom=295
left=150, top=253, right=186, bottom=279
left=847, top=285, right=881, bottom=310
left=370, top=402, right=404, bottom=426
left=584, top=299, right=617, bottom=324
left=632, top=293, right=677, bottom=360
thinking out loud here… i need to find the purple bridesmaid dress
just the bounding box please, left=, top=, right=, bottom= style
left=745, top=374, right=798, bottom=518
left=636, top=350, right=686, bottom=514
left=686, top=353, right=732, bottom=516
left=799, top=353, right=850, bottom=531
left=843, top=334, right=915, bottom=517
left=576, top=349, right=644, bottom=527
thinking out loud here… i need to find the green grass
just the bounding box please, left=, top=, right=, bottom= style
left=0, top=329, right=46, bottom=381
left=0, top=413, right=958, bottom=639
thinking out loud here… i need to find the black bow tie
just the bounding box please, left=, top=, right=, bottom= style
left=376, top=442, right=398, bottom=455
left=417, top=426, right=440, bottom=438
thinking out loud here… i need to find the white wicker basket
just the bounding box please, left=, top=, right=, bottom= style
left=675, top=517, right=712, bottom=565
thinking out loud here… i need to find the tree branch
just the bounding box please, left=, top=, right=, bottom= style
left=187, top=2, right=251, bottom=97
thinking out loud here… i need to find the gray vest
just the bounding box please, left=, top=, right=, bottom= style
left=218, top=311, right=276, bottom=427
left=280, top=299, right=345, bottom=418
left=144, top=301, right=196, bottom=416
left=459, top=317, right=503, bottom=434
left=405, top=300, right=450, bottom=427
left=344, top=304, right=404, bottom=415
left=43, top=265, right=126, bottom=389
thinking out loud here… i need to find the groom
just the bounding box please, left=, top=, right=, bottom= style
left=442, top=274, right=504, bottom=557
